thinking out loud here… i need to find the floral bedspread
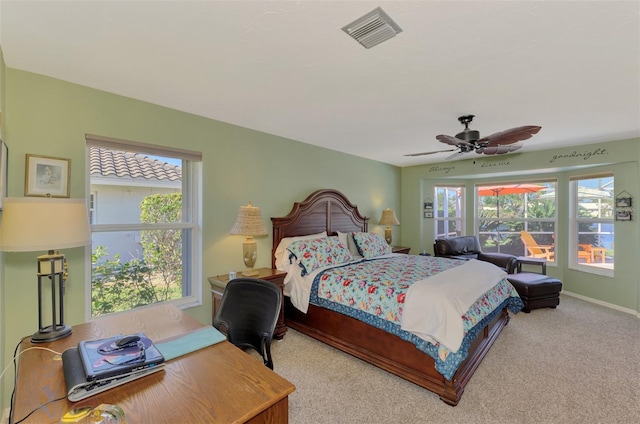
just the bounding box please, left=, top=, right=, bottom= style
left=309, top=255, right=524, bottom=380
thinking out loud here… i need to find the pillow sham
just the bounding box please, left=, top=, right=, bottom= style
left=274, top=231, right=327, bottom=270
left=287, top=237, right=352, bottom=276
left=352, top=232, right=392, bottom=259
left=337, top=231, right=364, bottom=259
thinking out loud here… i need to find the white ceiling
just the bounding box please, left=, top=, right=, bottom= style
left=1, top=1, right=638, bottom=167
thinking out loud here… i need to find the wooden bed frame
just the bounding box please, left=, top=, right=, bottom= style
left=271, top=189, right=511, bottom=406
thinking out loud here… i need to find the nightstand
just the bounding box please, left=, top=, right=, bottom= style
left=208, top=268, right=288, bottom=339
left=391, top=245, right=411, bottom=254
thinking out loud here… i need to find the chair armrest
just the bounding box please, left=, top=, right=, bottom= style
left=477, top=252, right=518, bottom=274
left=434, top=236, right=481, bottom=257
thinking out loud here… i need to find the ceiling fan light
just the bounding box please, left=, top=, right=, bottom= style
left=481, top=144, right=523, bottom=155
left=456, top=129, right=480, bottom=142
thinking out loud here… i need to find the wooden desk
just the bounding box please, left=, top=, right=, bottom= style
left=11, top=304, right=295, bottom=424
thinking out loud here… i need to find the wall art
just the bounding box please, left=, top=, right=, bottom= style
left=25, top=154, right=71, bottom=198
left=0, top=139, right=7, bottom=209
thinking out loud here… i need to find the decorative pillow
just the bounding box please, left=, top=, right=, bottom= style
left=287, top=237, right=352, bottom=276
left=336, top=231, right=363, bottom=259
left=352, top=232, right=392, bottom=259
left=274, top=231, right=327, bottom=270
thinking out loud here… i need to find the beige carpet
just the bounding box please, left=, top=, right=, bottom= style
left=270, top=295, right=640, bottom=424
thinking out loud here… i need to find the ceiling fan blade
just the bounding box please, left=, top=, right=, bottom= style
left=404, top=148, right=457, bottom=157
left=436, top=134, right=474, bottom=147
left=445, top=150, right=466, bottom=160
left=478, top=126, right=541, bottom=147
left=476, top=144, right=523, bottom=155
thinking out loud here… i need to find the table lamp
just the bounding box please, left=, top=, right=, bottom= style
left=229, top=202, right=268, bottom=276
left=0, top=197, right=91, bottom=342
left=378, top=208, right=400, bottom=245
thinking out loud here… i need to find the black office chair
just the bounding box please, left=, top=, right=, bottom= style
left=213, top=278, right=282, bottom=369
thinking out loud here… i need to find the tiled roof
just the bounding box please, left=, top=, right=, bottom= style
left=90, top=147, right=181, bottom=181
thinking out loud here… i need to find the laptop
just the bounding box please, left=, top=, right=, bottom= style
left=62, top=333, right=165, bottom=402
left=77, top=333, right=165, bottom=381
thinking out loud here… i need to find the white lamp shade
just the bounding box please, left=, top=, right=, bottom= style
left=229, top=202, right=268, bottom=236
left=0, top=197, right=91, bottom=252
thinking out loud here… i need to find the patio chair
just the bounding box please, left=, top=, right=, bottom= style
left=520, top=231, right=555, bottom=260
left=578, top=244, right=592, bottom=263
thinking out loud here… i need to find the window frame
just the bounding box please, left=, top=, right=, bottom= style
left=569, top=173, right=614, bottom=277
left=433, top=185, right=465, bottom=239
left=89, top=191, right=97, bottom=225
left=475, top=180, right=557, bottom=260
left=84, top=135, right=202, bottom=319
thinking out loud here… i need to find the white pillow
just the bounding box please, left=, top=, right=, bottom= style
left=274, top=231, right=327, bottom=270
left=337, top=231, right=363, bottom=259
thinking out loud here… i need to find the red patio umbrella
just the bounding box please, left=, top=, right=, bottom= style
left=477, top=183, right=547, bottom=246
left=477, top=183, right=547, bottom=197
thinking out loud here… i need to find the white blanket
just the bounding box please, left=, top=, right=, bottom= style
left=400, top=259, right=506, bottom=353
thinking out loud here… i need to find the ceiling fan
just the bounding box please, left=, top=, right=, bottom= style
left=405, top=115, right=541, bottom=159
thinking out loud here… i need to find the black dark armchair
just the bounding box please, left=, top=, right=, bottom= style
left=434, top=236, right=518, bottom=274
left=213, top=278, right=282, bottom=369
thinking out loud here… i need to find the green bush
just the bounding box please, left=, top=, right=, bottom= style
left=91, top=193, right=183, bottom=316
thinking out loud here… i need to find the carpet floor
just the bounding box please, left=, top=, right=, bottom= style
left=268, top=294, right=640, bottom=424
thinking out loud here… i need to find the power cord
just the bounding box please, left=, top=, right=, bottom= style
left=2, top=337, right=63, bottom=424
left=12, top=395, right=69, bottom=424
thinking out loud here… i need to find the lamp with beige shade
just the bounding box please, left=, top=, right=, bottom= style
left=0, top=197, right=91, bottom=342
left=378, top=208, right=400, bottom=245
left=230, top=202, right=268, bottom=276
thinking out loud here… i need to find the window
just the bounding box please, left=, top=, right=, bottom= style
left=571, top=174, right=614, bottom=273
left=476, top=181, right=557, bottom=259
left=89, top=192, right=97, bottom=224
left=86, top=135, right=202, bottom=317
left=434, top=186, right=464, bottom=238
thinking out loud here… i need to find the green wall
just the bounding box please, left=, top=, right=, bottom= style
left=0, top=68, right=400, bottom=409
left=400, top=139, right=640, bottom=313
left=1, top=63, right=639, bottom=413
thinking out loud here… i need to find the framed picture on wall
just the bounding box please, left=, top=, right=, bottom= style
left=615, top=196, right=632, bottom=208
left=25, top=154, right=71, bottom=198
left=615, top=210, right=632, bottom=221
left=0, top=139, right=7, bottom=209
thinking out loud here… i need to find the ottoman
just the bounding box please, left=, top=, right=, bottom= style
left=507, top=273, right=562, bottom=313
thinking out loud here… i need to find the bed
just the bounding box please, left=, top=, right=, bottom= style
left=271, top=189, right=522, bottom=406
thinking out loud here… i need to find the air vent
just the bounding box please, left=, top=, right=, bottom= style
left=342, top=7, right=403, bottom=49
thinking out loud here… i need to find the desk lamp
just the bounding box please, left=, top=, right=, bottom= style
left=378, top=208, right=400, bottom=245
left=0, top=197, right=91, bottom=342
left=230, top=202, right=268, bottom=276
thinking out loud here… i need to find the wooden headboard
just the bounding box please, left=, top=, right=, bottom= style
left=271, top=189, right=369, bottom=268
